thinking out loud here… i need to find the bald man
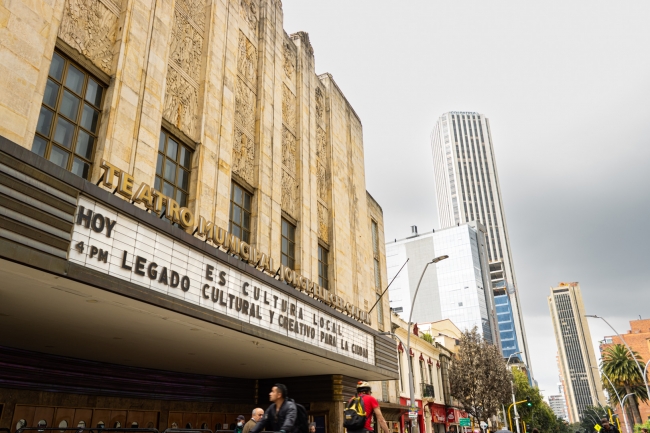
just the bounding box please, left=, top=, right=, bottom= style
left=243, top=408, right=264, bottom=433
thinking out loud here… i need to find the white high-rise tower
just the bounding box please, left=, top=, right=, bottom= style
left=431, top=112, right=532, bottom=373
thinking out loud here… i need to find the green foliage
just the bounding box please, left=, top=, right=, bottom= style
left=601, top=344, right=648, bottom=426
left=448, top=327, right=512, bottom=423
left=578, top=405, right=614, bottom=433
left=632, top=419, right=650, bottom=433
left=511, top=368, right=564, bottom=433
left=421, top=332, right=433, bottom=344
left=601, top=345, right=648, bottom=404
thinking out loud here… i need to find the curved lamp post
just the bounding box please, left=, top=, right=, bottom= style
left=407, top=255, right=448, bottom=433
left=506, top=352, right=523, bottom=433
left=591, top=366, right=630, bottom=433
left=382, top=255, right=449, bottom=433
left=585, top=315, right=650, bottom=400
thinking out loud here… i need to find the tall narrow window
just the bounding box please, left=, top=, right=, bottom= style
left=281, top=218, right=296, bottom=269
left=229, top=183, right=252, bottom=243
left=156, top=130, right=192, bottom=208
left=33, top=50, right=105, bottom=179
left=376, top=293, right=384, bottom=326
left=318, top=244, right=329, bottom=289
left=398, top=352, right=404, bottom=391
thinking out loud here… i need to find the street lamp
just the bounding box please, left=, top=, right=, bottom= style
left=591, top=366, right=630, bottom=433
left=506, top=352, right=523, bottom=433
left=585, top=315, right=650, bottom=400
left=385, top=255, right=448, bottom=433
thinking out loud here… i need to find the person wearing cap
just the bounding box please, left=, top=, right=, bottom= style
left=349, top=381, right=389, bottom=433
left=600, top=418, right=619, bottom=433
left=243, top=408, right=264, bottom=433
left=233, top=415, right=246, bottom=433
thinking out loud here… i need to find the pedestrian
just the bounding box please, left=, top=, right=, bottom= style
left=346, top=381, right=389, bottom=433
left=250, top=383, right=297, bottom=433
left=243, top=408, right=264, bottom=433
left=233, top=415, right=245, bottom=433
left=309, top=423, right=317, bottom=433
left=600, top=418, right=619, bottom=433
left=532, top=429, right=539, bottom=433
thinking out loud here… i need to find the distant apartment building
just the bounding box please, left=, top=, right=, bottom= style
left=548, top=283, right=606, bottom=422
left=430, top=112, right=531, bottom=370
left=549, top=390, right=569, bottom=421
left=386, top=223, right=499, bottom=345
left=599, top=318, right=650, bottom=424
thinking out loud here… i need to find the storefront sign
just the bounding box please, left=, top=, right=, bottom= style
left=68, top=197, right=374, bottom=364
left=430, top=405, right=447, bottom=423
left=97, top=161, right=372, bottom=325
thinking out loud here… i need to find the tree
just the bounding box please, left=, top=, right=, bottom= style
left=448, top=327, right=512, bottom=424
left=511, top=368, right=561, bottom=433
left=601, top=344, right=649, bottom=426
left=578, top=405, right=615, bottom=433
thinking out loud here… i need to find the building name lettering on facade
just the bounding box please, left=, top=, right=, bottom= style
left=69, top=198, right=374, bottom=363
left=97, top=161, right=371, bottom=325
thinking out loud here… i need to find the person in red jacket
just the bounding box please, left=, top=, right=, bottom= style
left=351, top=381, right=389, bottom=433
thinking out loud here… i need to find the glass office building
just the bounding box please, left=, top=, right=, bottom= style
left=386, top=222, right=499, bottom=345
left=493, top=286, right=520, bottom=358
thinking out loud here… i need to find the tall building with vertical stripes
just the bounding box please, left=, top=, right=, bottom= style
left=431, top=112, right=532, bottom=373
left=548, top=283, right=606, bottom=422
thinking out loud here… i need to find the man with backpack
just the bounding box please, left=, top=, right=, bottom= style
left=344, top=381, right=390, bottom=433
left=250, top=383, right=309, bottom=433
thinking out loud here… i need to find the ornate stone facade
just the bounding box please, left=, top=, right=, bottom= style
left=1, top=0, right=390, bottom=341
left=58, top=0, right=122, bottom=74
left=233, top=31, right=258, bottom=185
left=163, top=0, right=205, bottom=141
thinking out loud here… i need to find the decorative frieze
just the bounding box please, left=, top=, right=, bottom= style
left=240, top=0, right=259, bottom=33
left=281, top=170, right=298, bottom=217
left=58, top=0, right=122, bottom=74
left=282, top=85, right=296, bottom=133
left=163, top=0, right=205, bottom=141
left=233, top=31, right=258, bottom=185
left=282, top=126, right=296, bottom=175
left=162, top=65, right=199, bottom=140
left=315, top=87, right=324, bottom=125
left=238, top=32, right=258, bottom=87
left=317, top=202, right=328, bottom=241
left=283, top=40, right=296, bottom=81
left=233, top=127, right=255, bottom=184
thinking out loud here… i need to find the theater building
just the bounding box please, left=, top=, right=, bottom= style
left=0, top=0, right=398, bottom=432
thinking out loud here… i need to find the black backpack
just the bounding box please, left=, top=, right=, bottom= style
left=293, top=400, right=310, bottom=433
left=343, top=396, right=367, bottom=431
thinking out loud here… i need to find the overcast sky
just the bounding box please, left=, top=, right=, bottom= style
left=283, top=1, right=650, bottom=396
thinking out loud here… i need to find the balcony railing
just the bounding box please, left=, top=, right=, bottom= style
left=421, top=383, right=435, bottom=398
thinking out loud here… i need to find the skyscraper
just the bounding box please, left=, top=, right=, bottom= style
left=386, top=222, right=499, bottom=345
left=431, top=112, right=531, bottom=368
left=548, top=282, right=606, bottom=422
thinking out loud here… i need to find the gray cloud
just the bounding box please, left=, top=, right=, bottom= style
left=282, top=0, right=650, bottom=394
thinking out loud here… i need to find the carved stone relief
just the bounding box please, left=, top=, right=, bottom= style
left=281, top=170, right=298, bottom=218
left=317, top=161, right=327, bottom=201
left=163, top=65, right=199, bottom=139
left=235, top=78, right=256, bottom=133
left=169, top=9, right=204, bottom=82
left=58, top=0, right=121, bottom=74
left=237, top=32, right=258, bottom=86
left=240, top=0, right=258, bottom=33
left=233, top=127, right=255, bottom=184
left=315, top=87, right=324, bottom=124
left=176, top=0, right=206, bottom=30
left=282, top=126, right=296, bottom=174
left=316, top=127, right=327, bottom=163
left=283, top=41, right=296, bottom=80
left=282, top=85, right=296, bottom=132
left=233, top=32, right=258, bottom=185
left=317, top=203, right=328, bottom=241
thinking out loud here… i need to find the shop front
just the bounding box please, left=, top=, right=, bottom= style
left=445, top=408, right=469, bottom=433
left=428, top=404, right=447, bottom=433
left=0, top=139, right=399, bottom=433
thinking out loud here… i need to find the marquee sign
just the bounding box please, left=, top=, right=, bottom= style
left=68, top=196, right=375, bottom=365
left=97, top=160, right=372, bottom=325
